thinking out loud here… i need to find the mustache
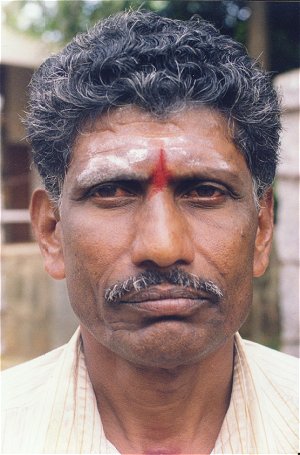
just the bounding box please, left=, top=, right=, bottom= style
left=104, top=268, right=223, bottom=305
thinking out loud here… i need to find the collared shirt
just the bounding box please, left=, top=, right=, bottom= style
left=1, top=329, right=298, bottom=454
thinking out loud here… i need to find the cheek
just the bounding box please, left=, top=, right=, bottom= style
left=191, top=210, right=258, bottom=284
left=62, top=208, right=133, bottom=256
left=191, top=211, right=257, bottom=332
left=59, top=209, right=137, bottom=332
left=60, top=208, right=136, bottom=297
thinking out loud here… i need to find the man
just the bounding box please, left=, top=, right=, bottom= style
left=2, top=10, right=298, bottom=454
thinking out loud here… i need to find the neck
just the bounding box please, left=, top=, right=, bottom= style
left=81, top=327, right=234, bottom=454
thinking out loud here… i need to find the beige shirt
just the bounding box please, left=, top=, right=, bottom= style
left=2, top=329, right=298, bottom=454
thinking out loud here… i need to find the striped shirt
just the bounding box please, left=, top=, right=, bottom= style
left=1, top=329, right=298, bottom=454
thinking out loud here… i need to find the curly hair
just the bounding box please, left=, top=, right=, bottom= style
left=26, top=10, right=281, bottom=201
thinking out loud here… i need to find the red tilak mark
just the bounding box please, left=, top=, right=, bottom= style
left=149, top=148, right=171, bottom=197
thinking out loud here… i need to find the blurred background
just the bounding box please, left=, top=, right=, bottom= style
left=1, top=0, right=299, bottom=369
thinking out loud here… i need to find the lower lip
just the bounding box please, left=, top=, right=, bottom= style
left=122, top=298, right=210, bottom=316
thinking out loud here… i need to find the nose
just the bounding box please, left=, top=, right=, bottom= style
left=131, top=193, right=195, bottom=268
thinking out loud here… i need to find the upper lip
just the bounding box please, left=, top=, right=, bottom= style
left=120, top=287, right=212, bottom=304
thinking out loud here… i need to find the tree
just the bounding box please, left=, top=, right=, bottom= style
left=4, top=0, right=299, bottom=74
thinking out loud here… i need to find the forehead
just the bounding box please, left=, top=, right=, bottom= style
left=74, top=106, right=231, bottom=150
left=68, top=106, right=248, bottom=180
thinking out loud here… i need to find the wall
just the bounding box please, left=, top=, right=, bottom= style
left=1, top=243, right=78, bottom=369
left=274, top=69, right=300, bottom=356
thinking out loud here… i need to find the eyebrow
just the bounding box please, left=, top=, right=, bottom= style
left=177, top=168, right=245, bottom=186
left=75, top=165, right=245, bottom=190
left=75, top=166, right=148, bottom=188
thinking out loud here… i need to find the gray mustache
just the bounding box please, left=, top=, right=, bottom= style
left=104, top=268, right=223, bottom=304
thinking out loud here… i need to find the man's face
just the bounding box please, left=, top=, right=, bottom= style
left=33, top=106, right=273, bottom=368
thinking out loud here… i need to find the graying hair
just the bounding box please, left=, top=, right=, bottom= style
left=26, top=10, right=281, bottom=203
left=104, top=268, right=223, bottom=305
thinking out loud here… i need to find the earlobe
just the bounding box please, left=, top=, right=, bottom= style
left=30, top=189, right=66, bottom=280
left=253, top=189, right=274, bottom=278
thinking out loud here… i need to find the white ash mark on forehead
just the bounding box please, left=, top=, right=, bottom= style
left=76, top=153, right=150, bottom=188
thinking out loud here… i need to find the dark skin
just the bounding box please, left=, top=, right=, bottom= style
left=31, top=106, right=273, bottom=453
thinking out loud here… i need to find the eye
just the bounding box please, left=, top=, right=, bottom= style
left=183, top=184, right=226, bottom=200
left=89, top=183, right=135, bottom=198
left=83, top=181, right=142, bottom=208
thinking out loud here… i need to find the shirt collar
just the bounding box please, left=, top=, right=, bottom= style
left=43, top=329, right=278, bottom=454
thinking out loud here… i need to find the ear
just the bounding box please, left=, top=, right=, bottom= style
left=30, top=189, right=65, bottom=280
left=253, top=188, right=274, bottom=278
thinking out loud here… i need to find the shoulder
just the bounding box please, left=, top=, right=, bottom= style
left=241, top=338, right=298, bottom=400
left=242, top=338, right=298, bottom=371
left=1, top=330, right=82, bottom=453
left=1, top=344, right=66, bottom=410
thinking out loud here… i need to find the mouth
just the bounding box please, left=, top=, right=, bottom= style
left=119, top=287, right=217, bottom=316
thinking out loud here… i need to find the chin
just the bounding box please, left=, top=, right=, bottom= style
left=106, top=320, right=229, bottom=369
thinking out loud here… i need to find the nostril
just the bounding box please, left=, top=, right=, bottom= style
left=137, top=259, right=190, bottom=270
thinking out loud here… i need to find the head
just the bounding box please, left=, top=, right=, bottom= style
left=29, top=10, right=280, bottom=368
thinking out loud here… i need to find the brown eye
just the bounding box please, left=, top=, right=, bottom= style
left=90, top=184, right=134, bottom=198
left=184, top=185, right=225, bottom=199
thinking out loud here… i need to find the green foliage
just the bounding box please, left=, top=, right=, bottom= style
left=4, top=0, right=250, bottom=44
left=3, top=1, right=299, bottom=73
